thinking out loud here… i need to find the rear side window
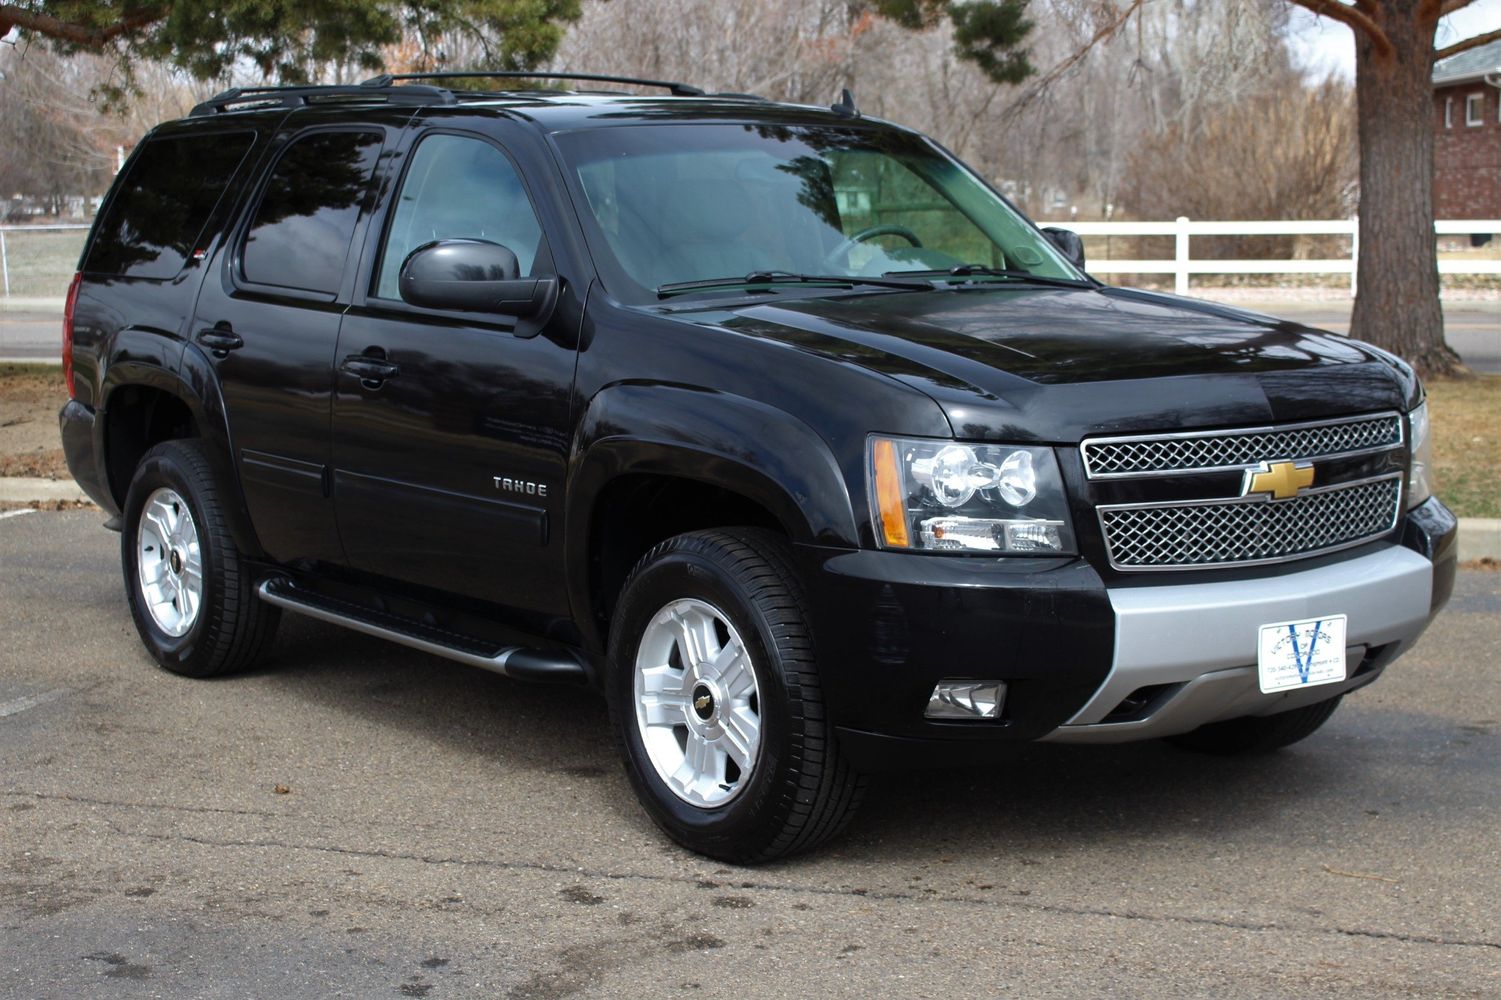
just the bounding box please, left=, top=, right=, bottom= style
left=241, top=131, right=383, bottom=295
left=84, top=131, right=255, bottom=279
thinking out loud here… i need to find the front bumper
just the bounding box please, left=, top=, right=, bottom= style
left=1043, top=543, right=1430, bottom=743
left=799, top=498, right=1457, bottom=770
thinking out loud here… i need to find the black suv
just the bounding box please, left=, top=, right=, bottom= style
left=61, top=73, right=1457, bottom=863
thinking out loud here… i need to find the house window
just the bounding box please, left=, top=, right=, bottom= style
left=1466, top=92, right=1485, bottom=126
left=1445, top=96, right=1454, bottom=128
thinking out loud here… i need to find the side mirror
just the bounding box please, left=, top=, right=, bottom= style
left=399, top=239, right=557, bottom=318
left=1041, top=227, right=1086, bottom=271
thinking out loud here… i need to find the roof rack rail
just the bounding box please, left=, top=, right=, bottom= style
left=190, top=83, right=456, bottom=117
left=359, top=71, right=706, bottom=98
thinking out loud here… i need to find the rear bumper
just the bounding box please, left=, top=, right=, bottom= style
left=58, top=400, right=116, bottom=514
left=801, top=498, right=1457, bottom=770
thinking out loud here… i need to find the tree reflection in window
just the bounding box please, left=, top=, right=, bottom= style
left=242, top=131, right=382, bottom=294
left=85, top=132, right=255, bottom=279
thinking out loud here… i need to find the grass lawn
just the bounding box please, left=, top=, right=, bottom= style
left=0, top=362, right=69, bottom=478
left=0, top=362, right=62, bottom=378
left=0, top=228, right=88, bottom=297
left=1426, top=374, right=1501, bottom=520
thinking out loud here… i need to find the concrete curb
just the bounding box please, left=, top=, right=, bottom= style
left=1458, top=518, right=1501, bottom=563
left=0, top=297, right=66, bottom=311
left=0, top=477, right=90, bottom=504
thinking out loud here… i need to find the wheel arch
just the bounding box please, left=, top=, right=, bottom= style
left=100, top=354, right=263, bottom=558
left=566, top=383, right=859, bottom=653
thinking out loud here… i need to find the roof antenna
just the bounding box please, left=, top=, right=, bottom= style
left=831, top=87, right=859, bottom=118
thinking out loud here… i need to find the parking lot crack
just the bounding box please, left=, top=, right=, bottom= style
left=135, top=830, right=1501, bottom=953
left=4, top=790, right=283, bottom=819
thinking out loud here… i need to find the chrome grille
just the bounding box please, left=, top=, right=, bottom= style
left=1098, top=476, right=1402, bottom=570
left=1082, top=414, right=1402, bottom=478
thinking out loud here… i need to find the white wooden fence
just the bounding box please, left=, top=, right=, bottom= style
left=1059, top=218, right=1501, bottom=296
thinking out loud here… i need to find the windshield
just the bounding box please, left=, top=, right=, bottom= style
left=553, top=123, right=1083, bottom=301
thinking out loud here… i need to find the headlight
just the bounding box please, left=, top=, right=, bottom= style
left=1406, top=400, right=1432, bottom=510
left=869, top=436, right=1076, bottom=554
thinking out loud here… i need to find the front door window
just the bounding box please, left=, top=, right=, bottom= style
left=374, top=133, right=547, bottom=301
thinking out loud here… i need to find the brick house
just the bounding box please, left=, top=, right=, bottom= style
left=1433, top=39, right=1501, bottom=219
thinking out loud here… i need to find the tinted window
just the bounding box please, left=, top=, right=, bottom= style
left=556, top=124, right=1080, bottom=301
left=375, top=134, right=546, bottom=300
left=84, top=131, right=255, bottom=279
left=242, top=131, right=382, bottom=294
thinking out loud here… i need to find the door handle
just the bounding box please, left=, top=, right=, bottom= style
left=340, top=354, right=401, bottom=388
left=197, top=327, right=244, bottom=355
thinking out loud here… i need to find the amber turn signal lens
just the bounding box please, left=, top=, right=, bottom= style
left=872, top=438, right=910, bottom=547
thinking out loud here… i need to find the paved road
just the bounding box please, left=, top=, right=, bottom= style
left=3, top=299, right=1497, bottom=371
left=0, top=311, right=58, bottom=362
left=1, top=510, right=1498, bottom=998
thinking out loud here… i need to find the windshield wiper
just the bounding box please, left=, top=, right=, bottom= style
left=889, top=265, right=1092, bottom=289
left=656, top=270, right=932, bottom=298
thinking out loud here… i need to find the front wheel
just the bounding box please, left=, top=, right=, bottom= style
left=608, top=529, right=865, bottom=863
left=122, top=440, right=279, bottom=678
left=1166, top=695, right=1343, bottom=755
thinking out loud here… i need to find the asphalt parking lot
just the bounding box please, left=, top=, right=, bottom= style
left=2, top=509, right=1498, bottom=998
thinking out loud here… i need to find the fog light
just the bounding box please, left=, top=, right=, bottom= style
left=926, top=680, right=1006, bottom=720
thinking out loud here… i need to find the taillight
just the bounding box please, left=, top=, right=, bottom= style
left=62, top=272, right=82, bottom=399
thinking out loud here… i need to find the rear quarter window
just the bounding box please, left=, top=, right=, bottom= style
left=84, top=131, right=256, bottom=280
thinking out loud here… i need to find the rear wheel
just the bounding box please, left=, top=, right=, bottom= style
left=122, top=440, right=279, bottom=678
left=608, top=528, right=865, bottom=863
left=1167, top=696, right=1343, bottom=755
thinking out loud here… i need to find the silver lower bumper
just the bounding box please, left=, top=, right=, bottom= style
left=1044, top=545, right=1434, bottom=744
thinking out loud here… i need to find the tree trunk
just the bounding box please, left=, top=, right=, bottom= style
left=1350, top=1, right=1462, bottom=377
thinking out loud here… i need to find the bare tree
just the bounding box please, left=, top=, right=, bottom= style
left=553, top=0, right=1350, bottom=229
left=973, top=0, right=1482, bottom=375
left=1274, top=0, right=1495, bottom=375
left=1124, top=76, right=1358, bottom=261
left=0, top=47, right=138, bottom=215
left=551, top=0, right=864, bottom=102
left=0, top=42, right=205, bottom=217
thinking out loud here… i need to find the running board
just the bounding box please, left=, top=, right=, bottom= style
left=256, top=578, right=588, bottom=684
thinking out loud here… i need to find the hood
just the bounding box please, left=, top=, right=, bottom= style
left=696, top=284, right=1417, bottom=442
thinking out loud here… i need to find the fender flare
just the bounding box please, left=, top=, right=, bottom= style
left=98, top=346, right=264, bottom=558
left=565, top=382, right=858, bottom=643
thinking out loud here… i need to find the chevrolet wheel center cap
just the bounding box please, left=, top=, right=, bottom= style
left=692, top=684, right=715, bottom=720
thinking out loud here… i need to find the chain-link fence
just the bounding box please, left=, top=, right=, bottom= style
left=0, top=226, right=90, bottom=299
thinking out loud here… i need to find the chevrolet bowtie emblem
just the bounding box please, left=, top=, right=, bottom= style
left=694, top=694, right=713, bottom=714
left=1244, top=460, right=1315, bottom=500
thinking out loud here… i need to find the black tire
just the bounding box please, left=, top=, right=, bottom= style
left=1166, top=695, right=1343, bottom=756
left=121, top=439, right=279, bottom=678
left=607, top=528, right=866, bottom=863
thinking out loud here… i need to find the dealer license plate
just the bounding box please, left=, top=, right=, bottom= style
left=1257, top=615, right=1347, bottom=694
